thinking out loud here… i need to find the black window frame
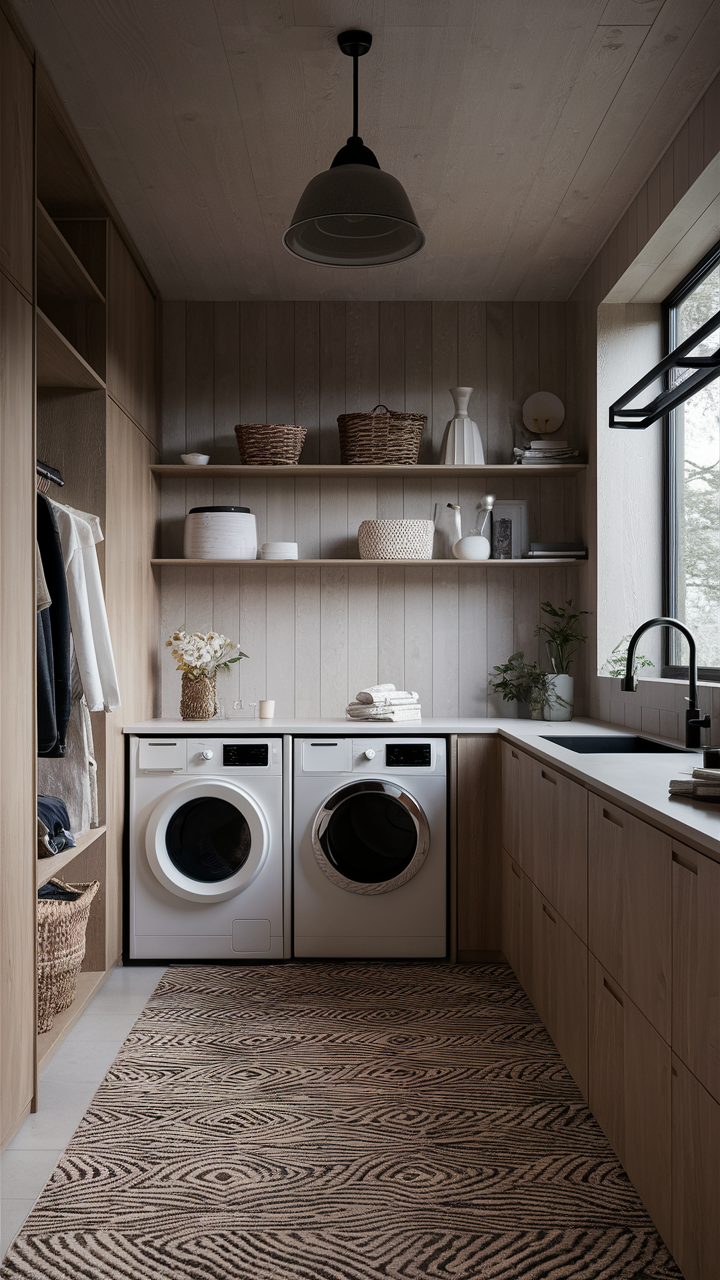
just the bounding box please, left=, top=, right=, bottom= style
left=662, top=238, right=720, bottom=684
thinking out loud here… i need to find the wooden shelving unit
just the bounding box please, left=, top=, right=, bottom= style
left=36, top=202, right=105, bottom=304
left=153, top=557, right=586, bottom=568
left=36, top=308, right=105, bottom=389
left=152, top=462, right=587, bottom=479
left=37, top=825, right=107, bottom=888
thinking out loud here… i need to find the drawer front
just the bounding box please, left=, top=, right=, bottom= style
left=501, top=741, right=526, bottom=867
left=531, top=882, right=588, bottom=1099
left=588, top=793, right=671, bottom=1040
left=672, top=1055, right=720, bottom=1280
left=532, top=758, right=587, bottom=940
left=672, top=842, right=720, bottom=1103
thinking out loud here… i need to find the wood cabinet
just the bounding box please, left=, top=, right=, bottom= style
left=588, top=792, right=671, bottom=1041
left=531, top=881, right=588, bottom=1098
left=456, top=736, right=502, bottom=959
left=0, top=12, right=33, bottom=297
left=672, top=841, right=720, bottom=1104
left=501, top=850, right=532, bottom=997
left=107, top=224, right=157, bottom=442
left=501, top=740, right=531, bottom=869
left=589, top=955, right=671, bottom=1246
left=672, top=1056, right=720, bottom=1280
left=531, top=757, right=587, bottom=941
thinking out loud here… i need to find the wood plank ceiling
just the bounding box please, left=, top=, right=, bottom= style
left=12, top=0, right=720, bottom=300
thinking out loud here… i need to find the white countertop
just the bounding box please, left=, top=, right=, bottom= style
left=124, top=716, right=719, bottom=859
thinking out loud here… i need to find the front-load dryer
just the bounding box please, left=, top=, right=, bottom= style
left=129, top=735, right=289, bottom=960
left=293, top=737, right=447, bottom=958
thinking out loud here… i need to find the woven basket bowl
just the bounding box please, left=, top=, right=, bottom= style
left=37, top=879, right=100, bottom=1033
left=338, top=406, right=426, bottom=465
left=358, top=519, right=434, bottom=561
left=235, top=424, right=307, bottom=465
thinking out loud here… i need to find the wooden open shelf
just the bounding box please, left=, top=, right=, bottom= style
left=36, top=969, right=111, bottom=1074
left=153, top=557, right=587, bottom=568
left=36, top=308, right=106, bottom=389
left=152, top=462, right=586, bottom=479
left=36, top=202, right=105, bottom=304
left=37, top=825, right=107, bottom=888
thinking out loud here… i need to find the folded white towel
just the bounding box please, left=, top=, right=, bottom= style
left=355, top=686, right=419, bottom=706
left=346, top=704, right=422, bottom=722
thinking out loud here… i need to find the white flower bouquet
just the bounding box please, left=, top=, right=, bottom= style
left=167, top=630, right=247, bottom=681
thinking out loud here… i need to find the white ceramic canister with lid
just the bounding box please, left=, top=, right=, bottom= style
left=183, top=506, right=258, bottom=560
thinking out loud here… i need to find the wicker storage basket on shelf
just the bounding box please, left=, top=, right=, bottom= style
left=337, top=404, right=426, bottom=465
left=234, top=424, right=307, bottom=465
left=358, top=519, right=434, bottom=561
left=37, top=879, right=100, bottom=1034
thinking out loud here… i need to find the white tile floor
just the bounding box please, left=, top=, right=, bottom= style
left=0, top=965, right=166, bottom=1258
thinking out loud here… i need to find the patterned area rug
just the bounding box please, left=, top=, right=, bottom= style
left=2, top=962, right=682, bottom=1279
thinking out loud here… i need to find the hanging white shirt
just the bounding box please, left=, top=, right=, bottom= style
left=49, top=500, right=121, bottom=712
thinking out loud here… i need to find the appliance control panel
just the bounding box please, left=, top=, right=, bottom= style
left=136, top=737, right=281, bottom=775
left=352, top=739, right=446, bottom=776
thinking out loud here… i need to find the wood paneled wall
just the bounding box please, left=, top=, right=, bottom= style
left=160, top=301, right=586, bottom=719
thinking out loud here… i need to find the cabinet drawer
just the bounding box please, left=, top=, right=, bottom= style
left=501, top=741, right=530, bottom=870
left=589, top=956, right=671, bottom=1246
left=531, top=882, right=587, bottom=1098
left=672, top=841, right=720, bottom=1103
left=501, top=850, right=532, bottom=998
left=532, top=758, right=587, bottom=940
left=672, top=1056, right=720, bottom=1280
left=588, top=793, right=671, bottom=1040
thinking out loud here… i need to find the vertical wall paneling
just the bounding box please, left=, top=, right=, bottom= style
left=160, top=301, right=583, bottom=719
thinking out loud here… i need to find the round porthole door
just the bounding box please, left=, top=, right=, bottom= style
left=311, top=779, right=430, bottom=896
left=145, top=780, right=269, bottom=903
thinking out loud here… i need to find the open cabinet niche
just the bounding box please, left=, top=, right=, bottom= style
left=0, top=34, right=159, bottom=1142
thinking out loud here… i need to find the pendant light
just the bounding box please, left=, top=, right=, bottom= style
left=283, top=30, right=425, bottom=268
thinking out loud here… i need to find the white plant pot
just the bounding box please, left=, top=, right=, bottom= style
left=543, top=674, right=574, bottom=721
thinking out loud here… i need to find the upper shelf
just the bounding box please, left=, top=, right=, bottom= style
left=151, top=463, right=587, bottom=479
left=37, top=309, right=106, bottom=390
left=36, top=202, right=105, bottom=304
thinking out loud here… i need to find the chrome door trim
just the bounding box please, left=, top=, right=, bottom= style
left=311, top=779, right=430, bottom=896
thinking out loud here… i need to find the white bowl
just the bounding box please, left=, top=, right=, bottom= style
left=260, top=542, right=298, bottom=560
left=181, top=453, right=210, bottom=465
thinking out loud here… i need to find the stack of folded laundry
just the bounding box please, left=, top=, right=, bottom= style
left=669, top=766, right=720, bottom=802
left=346, top=683, right=422, bottom=722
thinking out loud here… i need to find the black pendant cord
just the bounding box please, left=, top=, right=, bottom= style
left=353, top=53, right=359, bottom=138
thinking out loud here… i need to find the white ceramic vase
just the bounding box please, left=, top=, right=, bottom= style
left=441, top=387, right=485, bottom=465
left=543, top=674, right=574, bottom=721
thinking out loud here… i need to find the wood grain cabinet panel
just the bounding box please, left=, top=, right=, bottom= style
left=107, top=224, right=157, bottom=442
left=501, top=850, right=532, bottom=998
left=672, top=841, right=720, bottom=1103
left=456, top=736, right=502, bottom=956
left=531, top=759, right=587, bottom=940
left=589, top=956, right=671, bottom=1247
left=672, top=1055, right=720, bottom=1280
left=0, top=13, right=33, bottom=297
left=531, top=881, right=588, bottom=1098
left=501, top=742, right=532, bottom=872
left=588, top=793, right=671, bottom=1041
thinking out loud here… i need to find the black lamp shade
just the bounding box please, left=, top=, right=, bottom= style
left=283, top=164, right=425, bottom=267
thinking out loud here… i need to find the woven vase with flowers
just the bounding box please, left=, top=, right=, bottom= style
left=168, top=630, right=247, bottom=721
left=180, top=672, right=218, bottom=720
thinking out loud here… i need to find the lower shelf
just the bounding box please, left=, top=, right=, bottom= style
left=36, top=968, right=113, bottom=1074
left=37, top=825, right=106, bottom=888
left=152, top=557, right=587, bottom=568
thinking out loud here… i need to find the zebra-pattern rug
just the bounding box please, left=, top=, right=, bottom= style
left=2, top=962, right=682, bottom=1279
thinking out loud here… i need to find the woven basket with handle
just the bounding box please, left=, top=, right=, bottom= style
left=37, top=879, right=100, bottom=1034
left=337, top=405, right=426, bottom=465
left=234, top=424, right=307, bottom=465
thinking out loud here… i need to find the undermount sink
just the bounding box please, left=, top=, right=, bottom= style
left=540, top=735, right=687, bottom=755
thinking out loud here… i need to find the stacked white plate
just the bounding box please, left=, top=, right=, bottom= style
left=184, top=507, right=258, bottom=560
left=260, top=542, right=299, bottom=560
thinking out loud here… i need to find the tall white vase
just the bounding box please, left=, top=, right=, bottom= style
left=441, top=387, right=485, bottom=465
left=543, top=674, right=574, bottom=722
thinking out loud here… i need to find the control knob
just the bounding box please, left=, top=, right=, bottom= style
left=200, top=749, right=213, bottom=761
left=364, top=748, right=376, bottom=760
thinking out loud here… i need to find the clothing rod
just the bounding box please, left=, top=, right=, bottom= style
left=36, top=461, right=64, bottom=487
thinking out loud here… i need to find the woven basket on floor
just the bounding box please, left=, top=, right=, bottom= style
left=37, top=879, right=100, bottom=1034
left=337, top=405, right=426, bottom=465
left=234, top=424, right=307, bottom=465
left=358, top=519, right=434, bottom=561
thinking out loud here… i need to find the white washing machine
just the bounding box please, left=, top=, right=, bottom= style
left=293, top=737, right=447, bottom=958
left=129, top=735, right=290, bottom=960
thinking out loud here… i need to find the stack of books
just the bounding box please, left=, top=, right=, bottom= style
left=513, top=440, right=580, bottom=465
left=527, top=542, right=587, bottom=560
left=669, top=767, right=720, bottom=802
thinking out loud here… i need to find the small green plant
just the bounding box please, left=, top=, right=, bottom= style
left=535, top=599, right=588, bottom=675
left=489, top=652, right=553, bottom=712
left=603, top=635, right=654, bottom=680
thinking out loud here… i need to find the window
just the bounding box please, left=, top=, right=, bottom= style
left=664, top=241, right=720, bottom=681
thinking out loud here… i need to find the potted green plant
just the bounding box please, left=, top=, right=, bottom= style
left=489, top=651, right=553, bottom=720
left=603, top=635, right=654, bottom=680
left=534, top=599, right=588, bottom=721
